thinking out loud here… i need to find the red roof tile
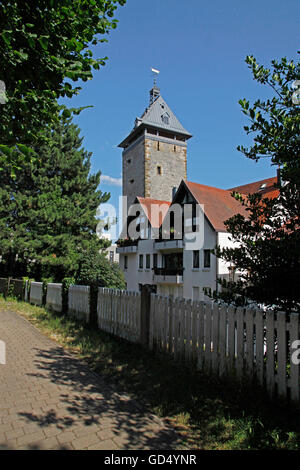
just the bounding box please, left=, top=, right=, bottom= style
left=184, top=181, right=248, bottom=232
left=228, top=176, right=278, bottom=197
left=136, top=197, right=171, bottom=228
left=132, top=176, right=279, bottom=233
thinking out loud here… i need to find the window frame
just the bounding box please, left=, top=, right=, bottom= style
left=193, top=250, right=200, bottom=269
left=203, top=249, right=211, bottom=268
left=139, top=254, right=143, bottom=269
left=146, top=254, right=151, bottom=269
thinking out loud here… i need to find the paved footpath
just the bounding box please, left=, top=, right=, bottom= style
left=0, top=309, right=183, bottom=450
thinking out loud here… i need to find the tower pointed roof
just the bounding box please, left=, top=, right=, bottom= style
left=118, top=87, right=192, bottom=148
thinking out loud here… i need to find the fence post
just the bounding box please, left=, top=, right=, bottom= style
left=89, top=282, right=99, bottom=327
left=6, top=277, right=11, bottom=298
left=140, top=285, right=152, bottom=347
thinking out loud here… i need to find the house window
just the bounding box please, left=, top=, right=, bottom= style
left=174, top=145, right=176, bottom=152
left=146, top=254, right=150, bottom=269
left=109, top=251, right=114, bottom=263
left=157, top=165, right=162, bottom=175
left=153, top=253, right=158, bottom=269
left=157, top=141, right=160, bottom=151
left=193, top=250, right=199, bottom=269
left=124, top=255, right=128, bottom=270
left=204, top=250, right=211, bottom=268
left=139, top=254, right=143, bottom=269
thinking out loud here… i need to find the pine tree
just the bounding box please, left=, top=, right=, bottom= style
left=0, top=118, right=111, bottom=281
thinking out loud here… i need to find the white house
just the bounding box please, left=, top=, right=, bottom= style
left=117, top=176, right=278, bottom=300
left=116, top=81, right=278, bottom=299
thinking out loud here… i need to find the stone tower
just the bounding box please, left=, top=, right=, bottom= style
left=118, top=86, right=192, bottom=210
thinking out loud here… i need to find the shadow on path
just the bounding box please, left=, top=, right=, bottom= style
left=20, top=345, right=182, bottom=450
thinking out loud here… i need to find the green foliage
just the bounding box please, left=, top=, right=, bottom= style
left=62, top=277, right=76, bottom=313
left=76, top=251, right=126, bottom=290
left=0, top=0, right=126, bottom=167
left=213, top=54, right=300, bottom=311
left=237, top=54, right=300, bottom=185
left=0, top=117, right=110, bottom=281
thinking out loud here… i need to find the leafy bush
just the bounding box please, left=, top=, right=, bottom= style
left=76, top=252, right=126, bottom=290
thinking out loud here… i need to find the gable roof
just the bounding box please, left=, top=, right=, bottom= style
left=127, top=176, right=279, bottom=234
left=182, top=181, right=248, bottom=232
left=136, top=197, right=171, bottom=229
left=118, top=91, right=192, bottom=148
left=139, top=95, right=192, bottom=137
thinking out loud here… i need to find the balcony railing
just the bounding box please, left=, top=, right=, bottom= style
left=154, top=239, right=184, bottom=251
left=116, top=238, right=139, bottom=248
left=116, top=238, right=139, bottom=254
left=153, top=267, right=184, bottom=285
left=153, top=267, right=184, bottom=276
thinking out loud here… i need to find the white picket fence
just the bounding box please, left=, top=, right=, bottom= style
left=149, top=295, right=300, bottom=402
left=29, top=282, right=43, bottom=306
left=19, top=279, right=300, bottom=403
left=68, top=285, right=90, bottom=323
left=46, top=283, right=62, bottom=313
left=97, top=288, right=141, bottom=343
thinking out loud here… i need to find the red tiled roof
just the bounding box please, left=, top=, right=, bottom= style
left=228, top=176, right=278, bottom=197
left=136, top=197, right=171, bottom=228
left=133, top=176, right=279, bottom=233
left=184, top=181, right=248, bottom=232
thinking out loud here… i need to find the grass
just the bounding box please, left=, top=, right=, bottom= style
left=1, top=295, right=300, bottom=450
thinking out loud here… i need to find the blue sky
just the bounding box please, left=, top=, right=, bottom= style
left=60, top=0, right=299, bottom=221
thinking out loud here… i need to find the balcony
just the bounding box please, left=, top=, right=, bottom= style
left=153, top=267, right=184, bottom=285
left=154, top=239, right=184, bottom=252
left=116, top=239, right=138, bottom=254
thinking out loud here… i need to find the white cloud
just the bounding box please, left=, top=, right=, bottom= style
left=101, top=174, right=122, bottom=187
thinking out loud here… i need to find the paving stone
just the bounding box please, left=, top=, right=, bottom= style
left=0, top=308, right=182, bottom=450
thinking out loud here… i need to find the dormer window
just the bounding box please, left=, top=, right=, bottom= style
left=157, top=166, right=162, bottom=175
left=161, top=112, right=170, bottom=125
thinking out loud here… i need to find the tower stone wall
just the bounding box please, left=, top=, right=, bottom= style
left=144, top=136, right=187, bottom=202
left=122, top=135, right=146, bottom=210
left=119, top=86, right=192, bottom=214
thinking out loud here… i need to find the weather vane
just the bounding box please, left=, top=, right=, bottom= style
left=151, top=67, right=160, bottom=87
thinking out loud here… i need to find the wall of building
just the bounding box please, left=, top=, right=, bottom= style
left=145, top=136, right=187, bottom=202
left=182, top=219, right=217, bottom=301
left=122, top=133, right=188, bottom=212
left=122, top=135, right=146, bottom=209
left=105, top=244, right=119, bottom=264
left=119, top=217, right=222, bottom=301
